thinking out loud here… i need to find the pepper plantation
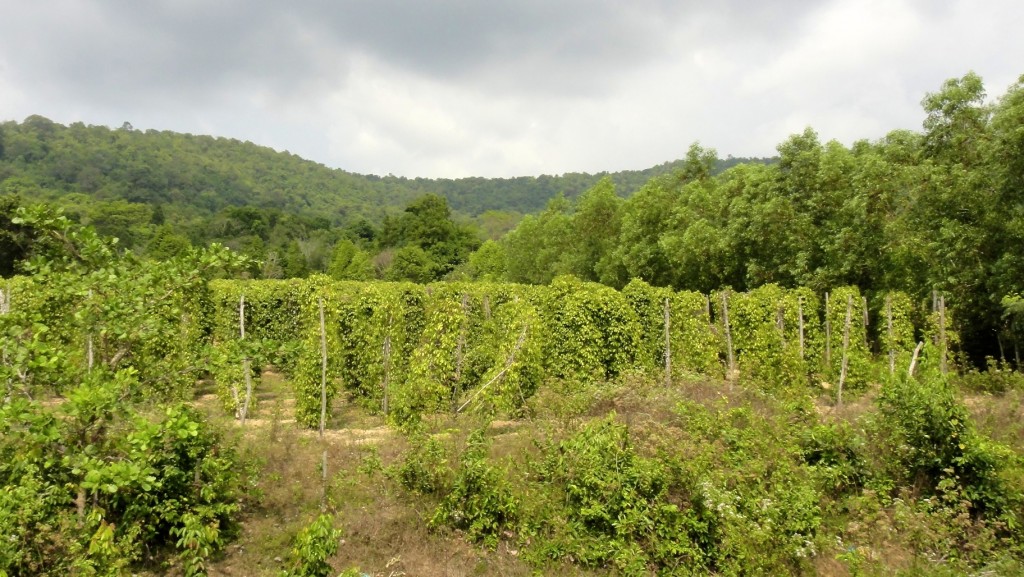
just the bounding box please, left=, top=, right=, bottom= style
left=1, top=210, right=1024, bottom=576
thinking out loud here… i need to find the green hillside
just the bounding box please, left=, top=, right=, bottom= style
left=0, top=115, right=768, bottom=225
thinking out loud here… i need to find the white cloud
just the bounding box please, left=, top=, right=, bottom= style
left=0, top=0, right=1022, bottom=177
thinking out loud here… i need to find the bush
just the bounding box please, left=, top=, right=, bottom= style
left=0, top=373, right=242, bottom=576
left=430, top=430, right=518, bottom=547
left=283, top=513, right=342, bottom=577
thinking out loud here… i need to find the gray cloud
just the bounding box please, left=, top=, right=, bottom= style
left=0, top=0, right=1022, bottom=177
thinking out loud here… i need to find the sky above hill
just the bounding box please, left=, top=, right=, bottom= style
left=1, top=0, right=1021, bottom=178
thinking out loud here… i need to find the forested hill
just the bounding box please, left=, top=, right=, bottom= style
left=0, top=115, right=769, bottom=222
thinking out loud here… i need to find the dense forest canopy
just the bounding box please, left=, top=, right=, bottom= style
left=490, top=72, right=1024, bottom=364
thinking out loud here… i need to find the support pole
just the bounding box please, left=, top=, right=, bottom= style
left=825, top=292, right=832, bottom=367
left=722, top=291, right=735, bottom=384
left=663, top=297, right=671, bottom=387
left=909, top=341, right=924, bottom=378
left=318, top=297, right=329, bottom=512
left=886, top=294, right=895, bottom=375
left=319, top=297, right=328, bottom=437
left=837, top=294, right=853, bottom=407
left=938, top=294, right=948, bottom=375
left=240, top=294, right=252, bottom=425
left=798, top=297, right=805, bottom=360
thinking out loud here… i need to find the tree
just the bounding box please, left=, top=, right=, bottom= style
left=503, top=194, right=573, bottom=284
left=327, top=239, right=373, bottom=281
left=565, top=177, right=626, bottom=286
left=922, top=71, right=989, bottom=166
left=466, top=239, right=507, bottom=280
left=386, top=245, right=438, bottom=283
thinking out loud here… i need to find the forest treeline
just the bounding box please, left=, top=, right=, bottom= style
left=0, top=113, right=767, bottom=276
left=478, top=72, right=1024, bottom=363
left=1, top=71, right=1022, bottom=361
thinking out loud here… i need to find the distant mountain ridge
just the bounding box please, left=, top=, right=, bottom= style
left=0, top=115, right=773, bottom=222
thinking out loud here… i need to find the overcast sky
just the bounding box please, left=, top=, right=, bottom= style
left=1, top=1, right=1021, bottom=178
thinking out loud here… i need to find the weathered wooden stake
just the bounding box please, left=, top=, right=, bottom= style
left=862, top=296, right=870, bottom=349
left=240, top=294, right=253, bottom=425
left=938, top=294, right=948, bottom=375
left=722, top=291, right=735, bottom=384
left=455, top=294, right=469, bottom=383
left=837, top=294, right=853, bottom=408
left=825, top=292, right=832, bottom=366
left=382, top=313, right=393, bottom=416
left=776, top=306, right=786, bottom=347
left=318, top=297, right=329, bottom=512
left=318, top=297, right=328, bottom=437
left=87, top=289, right=94, bottom=373
left=798, top=297, right=805, bottom=360
left=1, top=285, right=9, bottom=400
left=663, top=297, right=671, bottom=387
left=908, top=341, right=924, bottom=378
left=886, top=294, right=895, bottom=375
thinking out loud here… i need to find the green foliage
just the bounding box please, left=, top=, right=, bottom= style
left=800, top=421, right=869, bottom=497
left=391, top=290, right=467, bottom=423
left=529, top=415, right=712, bottom=573
left=326, top=239, right=373, bottom=281
left=824, top=286, right=871, bottom=391
left=956, top=357, right=1024, bottom=393
left=724, top=284, right=822, bottom=391
left=2, top=206, right=248, bottom=402
left=429, top=430, right=518, bottom=547
left=334, top=281, right=425, bottom=419
left=291, top=276, right=347, bottom=428
left=388, top=431, right=450, bottom=496
left=283, top=513, right=342, bottom=577
left=463, top=296, right=545, bottom=416
left=880, top=291, right=918, bottom=373
left=876, top=373, right=1022, bottom=525
left=540, top=276, right=642, bottom=381
left=464, top=239, right=507, bottom=280
left=0, top=377, right=242, bottom=576
left=622, top=279, right=721, bottom=378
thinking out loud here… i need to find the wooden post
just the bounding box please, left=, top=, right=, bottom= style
left=908, top=341, right=924, bottom=378
left=382, top=313, right=393, bottom=416
left=837, top=295, right=853, bottom=407
left=87, top=289, right=94, bottom=373
left=455, top=294, right=468, bottom=383
left=722, top=291, right=735, bottom=383
left=862, top=296, right=870, bottom=349
left=938, top=295, right=948, bottom=375
left=776, top=306, right=786, bottom=347
left=1, top=284, right=8, bottom=400
left=824, top=292, right=831, bottom=367
left=457, top=324, right=529, bottom=414
left=317, top=297, right=329, bottom=512
left=319, top=298, right=328, bottom=437
left=886, top=295, right=895, bottom=375
left=798, top=297, right=805, bottom=360
left=663, top=297, right=671, bottom=387
left=240, top=294, right=253, bottom=426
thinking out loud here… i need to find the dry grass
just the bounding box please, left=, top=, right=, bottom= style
left=197, top=369, right=541, bottom=577
left=194, top=368, right=1024, bottom=577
